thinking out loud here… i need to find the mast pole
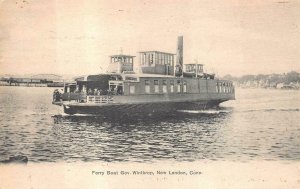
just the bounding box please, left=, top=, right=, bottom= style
left=176, top=36, right=183, bottom=77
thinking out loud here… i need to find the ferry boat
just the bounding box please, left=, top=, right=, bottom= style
left=52, top=36, right=235, bottom=115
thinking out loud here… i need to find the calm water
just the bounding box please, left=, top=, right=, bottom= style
left=0, top=86, right=299, bottom=163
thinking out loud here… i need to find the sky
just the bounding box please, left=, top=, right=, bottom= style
left=0, top=0, right=299, bottom=77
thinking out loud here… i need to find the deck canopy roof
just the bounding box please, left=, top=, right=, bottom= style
left=109, top=54, right=136, bottom=58
left=185, top=63, right=204, bottom=66
left=74, top=74, right=122, bottom=82
left=139, top=51, right=175, bottom=55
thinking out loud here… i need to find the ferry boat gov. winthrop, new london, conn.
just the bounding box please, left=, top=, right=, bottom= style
left=52, top=36, right=235, bottom=115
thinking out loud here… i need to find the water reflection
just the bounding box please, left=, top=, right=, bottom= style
left=51, top=109, right=232, bottom=163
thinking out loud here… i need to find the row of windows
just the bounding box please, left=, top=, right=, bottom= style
left=146, top=80, right=186, bottom=85
left=140, top=53, right=174, bottom=66
left=185, top=64, right=204, bottom=73
left=216, top=86, right=234, bottom=93
left=216, top=82, right=234, bottom=93
left=129, top=80, right=187, bottom=94
left=145, top=80, right=187, bottom=94
left=129, top=80, right=234, bottom=94
left=217, top=82, right=233, bottom=87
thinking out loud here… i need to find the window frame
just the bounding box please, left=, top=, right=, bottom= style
left=154, top=80, right=159, bottom=93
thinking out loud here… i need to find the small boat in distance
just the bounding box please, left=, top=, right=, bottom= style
left=52, top=36, right=235, bottom=115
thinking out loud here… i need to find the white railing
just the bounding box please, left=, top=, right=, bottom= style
left=86, top=95, right=114, bottom=104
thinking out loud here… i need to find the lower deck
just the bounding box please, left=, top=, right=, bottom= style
left=54, top=92, right=234, bottom=106
left=62, top=99, right=227, bottom=115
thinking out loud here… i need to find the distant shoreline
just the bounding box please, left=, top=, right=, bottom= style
left=0, top=83, right=63, bottom=88
left=221, top=71, right=300, bottom=90
left=235, top=86, right=300, bottom=90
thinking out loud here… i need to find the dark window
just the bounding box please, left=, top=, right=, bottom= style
left=150, top=54, right=154, bottom=64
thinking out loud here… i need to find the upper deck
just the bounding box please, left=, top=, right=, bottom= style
left=139, top=51, right=175, bottom=75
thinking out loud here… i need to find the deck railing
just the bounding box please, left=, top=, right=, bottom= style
left=86, top=95, right=114, bottom=104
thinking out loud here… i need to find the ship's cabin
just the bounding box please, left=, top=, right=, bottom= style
left=61, top=74, right=121, bottom=97
left=139, top=51, right=175, bottom=75
left=185, top=63, right=204, bottom=74
left=107, top=55, right=135, bottom=74
left=182, top=63, right=215, bottom=79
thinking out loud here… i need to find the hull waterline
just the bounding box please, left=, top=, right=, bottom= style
left=62, top=100, right=227, bottom=115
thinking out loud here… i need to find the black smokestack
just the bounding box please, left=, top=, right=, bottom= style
left=175, top=36, right=183, bottom=77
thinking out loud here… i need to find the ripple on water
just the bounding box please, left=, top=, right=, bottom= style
left=1, top=87, right=300, bottom=162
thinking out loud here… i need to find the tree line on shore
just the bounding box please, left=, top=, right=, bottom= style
left=221, top=71, right=300, bottom=89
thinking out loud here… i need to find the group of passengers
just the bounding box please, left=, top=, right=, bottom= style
left=86, top=87, right=123, bottom=96
left=87, top=88, right=104, bottom=95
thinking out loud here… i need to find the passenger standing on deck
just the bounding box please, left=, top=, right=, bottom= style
left=113, top=87, right=118, bottom=95
left=88, top=88, right=93, bottom=95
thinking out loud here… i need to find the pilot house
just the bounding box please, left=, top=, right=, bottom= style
left=139, top=51, right=175, bottom=75
left=107, top=55, right=135, bottom=74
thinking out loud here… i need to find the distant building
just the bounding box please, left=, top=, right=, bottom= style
left=31, top=74, right=63, bottom=82
left=0, top=74, right=64, bottom=87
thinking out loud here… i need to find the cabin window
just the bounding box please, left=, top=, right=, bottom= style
left=146, top=54, right=150, bottom=65
left=162, top=80, right=167, bottom=93
left=145, top=80, right=150, bottom=94
left=129, top=85, right=135, bottom=94
left=183, top=81, right=187, bottom=93
left=177, top=80, right=181, bottom=93
left=225, top=83, right=228, bottom=93
left=150, top=54, right=154, bottom=64
left=159, top=54, right=161, bottom=64
left=216, top=84, right=219, bottom=93
left=170, top=80, right=174, bottom=93
left=227, top=84, right=230, bottom=93
left=154, top=80, right=159, bottom=93
left=141, top=53, right=146, bottom=65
